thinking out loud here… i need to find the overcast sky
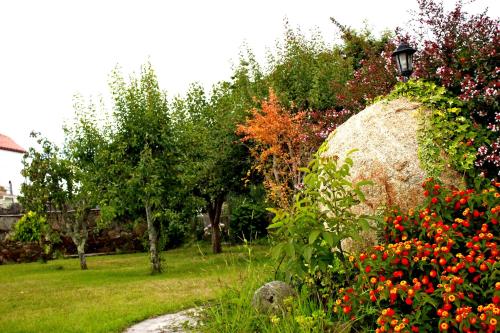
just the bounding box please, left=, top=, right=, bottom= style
left=0, top=0, right=498, bottom=151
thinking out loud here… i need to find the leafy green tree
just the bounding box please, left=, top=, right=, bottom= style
left=19, top=133, right=93, bottom=269
left=173, top=60, right=262, bottom=253
left=106, top=64, right=178, bottom=273
left=266, top=24, right=353, bottom=112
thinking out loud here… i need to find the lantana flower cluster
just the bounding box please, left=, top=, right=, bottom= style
left=333, top=179, right=499, bottom=332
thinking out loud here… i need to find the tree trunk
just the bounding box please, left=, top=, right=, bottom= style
left=145, top=203, right=161, bottom=274
left=208, top=195, right=224, bottom=254
left=63, top=208, right=89, bottom=270
left=77, top=241, right=87, bottom=270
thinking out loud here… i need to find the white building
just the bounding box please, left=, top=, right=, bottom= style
left=0, top=133, right=26, bottom=207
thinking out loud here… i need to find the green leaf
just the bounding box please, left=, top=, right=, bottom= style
left=355, top=180, right=373, bottom=187
left=268, top=221, right=284, bottom=229
left=322, top=232, right=334, bottom=247
left=419, top=294, right=438, bottom=308
left=309, top=229, right=321, bottom=244
left=303, top=246, right=313, bottom=263
left=286, top=241, right=296, bottom=258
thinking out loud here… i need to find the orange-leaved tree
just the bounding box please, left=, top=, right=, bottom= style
left=237, top=89, right=321, bottom=208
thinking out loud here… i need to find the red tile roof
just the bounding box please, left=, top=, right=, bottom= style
left=0, top=134, right=26, bottom=154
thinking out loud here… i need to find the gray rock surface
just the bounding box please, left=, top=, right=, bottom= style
left=251, top=281, right=296, bottom=314
left=124, top=308, right=201, bottom=333
left=323, top=98, right=464, bottom=250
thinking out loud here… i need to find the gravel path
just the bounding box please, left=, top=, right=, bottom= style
left=124, top=308, right=201, bottom=333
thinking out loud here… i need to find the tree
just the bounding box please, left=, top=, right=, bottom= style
left=173, top=62, right=261, bottom=253
left=19, top=133, right=93, bottom=270
left=266, top=23, right=353, bottom=112
left=330, top=18, right=397, bottom=114
left=106, top=64, right=178, bottom=273
left=237, top=89, right=320, bottom=208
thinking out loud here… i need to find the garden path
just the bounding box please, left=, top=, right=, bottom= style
left=124, top=308, right=201, bottom=333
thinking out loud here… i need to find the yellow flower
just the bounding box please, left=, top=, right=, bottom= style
left=270, top=315, right=280, bottom=325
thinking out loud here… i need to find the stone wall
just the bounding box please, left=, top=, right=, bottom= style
left=0, top=214, right=21, bottom=240
left=0, top=210, right=146, bottom=264
left=0, top=240, right=46, bottom=264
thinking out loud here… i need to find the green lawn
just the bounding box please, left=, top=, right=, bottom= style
left=0, top=244, right=272, bottom=333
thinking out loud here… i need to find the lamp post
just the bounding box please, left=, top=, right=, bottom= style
left=392, top=42, right=417, bottom=82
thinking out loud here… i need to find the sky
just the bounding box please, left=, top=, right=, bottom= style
left=0, top=0, right=498, bottom=152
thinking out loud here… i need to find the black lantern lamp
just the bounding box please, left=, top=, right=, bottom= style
left=392, top=42, right=417, bottom=82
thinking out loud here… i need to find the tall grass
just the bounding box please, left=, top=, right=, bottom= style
left=200, top=242, right=348, bottom=333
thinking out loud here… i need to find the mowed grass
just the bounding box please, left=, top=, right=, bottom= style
left=0, top=243, right=272, bottom=333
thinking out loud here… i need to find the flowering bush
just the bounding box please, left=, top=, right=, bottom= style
left=335, top=0, right=499, bottom=180
left=334, top=179, right=499, bottom=332
left=406, top=0, right=500, bottom=180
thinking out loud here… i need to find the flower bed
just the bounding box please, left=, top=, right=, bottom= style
left=335, top=179, right=499, bottom=332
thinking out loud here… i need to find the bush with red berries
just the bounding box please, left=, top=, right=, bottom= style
left=333, top=179, right=499, bottom=332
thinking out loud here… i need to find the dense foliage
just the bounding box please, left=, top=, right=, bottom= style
left=237, top=23, right=388, bottom=208
left=105, top=64, right=180, bottom=273
left=408, top=0, right=499, bottom=180
left=19, top=133, right=95, bottom=269
left=384, top=80, right=488, bottom=185
left=228, top=185, right=269, bottom=243
left=172, top=77, right=257, bottom=253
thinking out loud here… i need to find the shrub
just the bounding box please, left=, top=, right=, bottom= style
left=406, top=0, right=499, bottom=180
left=13, top=211, right=48, bottom=243
left=13, top=211, right=58, bottom=258
left=334, top=179, right=499, bottom=332
left=268, top=145, right=376, bottom=298
left=229, top=199, right=269, bottom=243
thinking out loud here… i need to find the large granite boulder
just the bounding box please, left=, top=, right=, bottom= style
left=252, top=281, right=296, bottom=314
left=323, top=98, right=464, bottom=249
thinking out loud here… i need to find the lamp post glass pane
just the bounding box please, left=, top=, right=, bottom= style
left=408, top=53, right=413, bottom=71
left=398, top=53, right=408, bottom=72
